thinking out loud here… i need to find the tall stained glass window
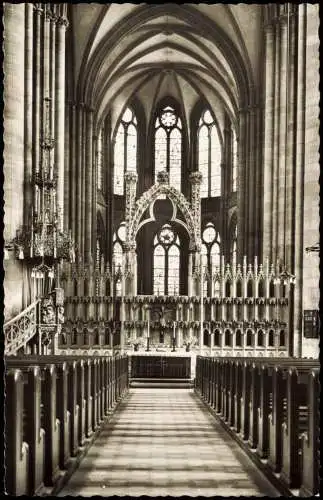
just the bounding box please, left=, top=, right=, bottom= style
left=114, top=107, right=137, bottom=195
left=201, top=222, right=221, bottom=296
left=232, top=129, right=238, bottom=192
left=154, top=105, right=182, bottom=191
left=231, top=224, right=237, bottom=268
left=198, top=110, right=222, bottom=197
left=112, top=222, right=126, bottom=272
left=97, top=129, right=104, bottom=191
left=153, top=224, right=180, bottom=295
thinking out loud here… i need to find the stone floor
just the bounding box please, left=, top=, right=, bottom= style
left=58, top=388, right=280, bottom=497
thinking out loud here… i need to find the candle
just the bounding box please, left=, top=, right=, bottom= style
left=173, top=321, right=176, bottom=339
left=147, top=320, right=150, bottom=338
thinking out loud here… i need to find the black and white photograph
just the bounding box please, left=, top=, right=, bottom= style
left=1, top=2, right=320, bottom=497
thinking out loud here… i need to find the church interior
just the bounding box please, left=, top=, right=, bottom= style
left=2, top=3, right=320, bottom=497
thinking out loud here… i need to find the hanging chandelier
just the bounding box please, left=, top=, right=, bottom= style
left=4, top=97, right=75, bottom=265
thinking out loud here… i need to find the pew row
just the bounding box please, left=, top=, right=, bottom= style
left=195, top=356, right=320, bottom=497
left=5, top=354, right=129, bottom=496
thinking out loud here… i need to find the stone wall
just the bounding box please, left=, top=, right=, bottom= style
left=3, top=4, right=26, bottom=319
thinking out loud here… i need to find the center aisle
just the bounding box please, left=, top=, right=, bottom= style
left=58, top=388, right=279, bottom=497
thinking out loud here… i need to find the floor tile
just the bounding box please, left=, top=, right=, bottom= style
left=58, top=388, right=280, bottom=497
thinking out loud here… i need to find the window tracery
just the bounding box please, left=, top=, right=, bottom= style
left=153, top=224, right=180, bottom=295
left=232, top=129, right=238, bottom=192
left=114, top=108, right=137, bottom=195
left=154, top=105, right=182, bottom=191
left=230, top=223, right=237, bottom=268
left=97, top=129, right=104, bottom=191
left=201, top=222, right=221, bottom=296
left=198, top=109, right=222, bottom=198
left=112, top=222, right=126, bottom=274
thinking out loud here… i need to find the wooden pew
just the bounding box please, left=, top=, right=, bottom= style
left=209, top=358, right=216, bottom=408
left=227, top=360, right=236, bottom=427
left=23, top=366, right=46, bottom=495
left=233, top=360, right=243, bottom=433
left=6, top=358, right=73, bottom=468
left=195, top=355, right=319, bottom=496
left=5, top=354, right=129, bottom=496
left=5, top=369, right=29, bottom=496
left=299, top=368, right=320, bottom=497
left=256, top=364, right=271, bottom=458
left=41, top=365, right=61, bottom=485
left=240, top=361, right=252, bottom=441
left=76, top=359, right=86, bottom=446
left=67, top=360, right=80, bottom=456
left=248, top=362, right=261, bottom=448
left=280, top=367, right=315, bottom=488
left=6, top=360, right=63, bottom=481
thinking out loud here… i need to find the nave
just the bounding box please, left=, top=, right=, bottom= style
left=58, top=388, right=279, bottom=497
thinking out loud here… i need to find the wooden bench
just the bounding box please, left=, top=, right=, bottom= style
left=299, top=369, right=320, bottom=497
left=5, top=370, right=30, bottom=496
left=5, top=354, right=129, bottom=496
left=195, top=355, right=319, bottom=496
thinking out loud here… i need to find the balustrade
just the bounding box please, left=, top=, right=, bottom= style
left=5, top=354, right=129, bottom=496
left=195, top=356, right=320, bottom=496
left=4, top=301, right=40, bottom=355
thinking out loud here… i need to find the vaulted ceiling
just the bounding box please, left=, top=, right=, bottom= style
left=68, top=3, right=263, bottom=137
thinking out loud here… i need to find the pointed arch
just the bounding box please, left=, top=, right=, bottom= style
left=128, top=182, right=198, bottom=248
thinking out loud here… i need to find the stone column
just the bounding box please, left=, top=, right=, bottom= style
left=285, top=11, right=296, bottom=271
left=23, top=3, right=34, bottom=228
left=33, top=4, right=42, bottom=182
left=292, top=4, right=307, bottom=357
left=237, top=109, right=247, bottom=261
left=92, top=133, right=98, bottom=257
left=272, top=20, right=281, bottom=263
left=70, top=103, right=77, bottom=238
left=43, top=6, right=50, bottom=98
left=55, top=13, right=68, bottom=230
left=199, top=254, right=204, bottom=352
left=49, top=8, right=56, bottom=134
left=262, top=23, right=275, bottom=261
left=243, top=109, right=250, bottom=259
left=277, top=16, right=288, bottom=259
left=247, top=105, right=256, bottom=260
left=84, top=107, right=94, bottom=262
left=120, top=259, right=126, bottom=352
left=76, top=105, right=84, bottom=255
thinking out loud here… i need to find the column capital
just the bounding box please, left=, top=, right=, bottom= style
left=44, top=9, right=52, bottom=22
left=57, top=16, right=69, bottom=29
left=33, top=4, right=44, bottom=15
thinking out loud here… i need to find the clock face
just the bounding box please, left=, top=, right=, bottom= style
left=160, top=109, right=176, bottom=128
left=159, top=226, right=175, bottom=245
left=203, top=225, right=216, bottom=243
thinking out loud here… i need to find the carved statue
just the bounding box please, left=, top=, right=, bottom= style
left=41, top=296, right=56, bottom=324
